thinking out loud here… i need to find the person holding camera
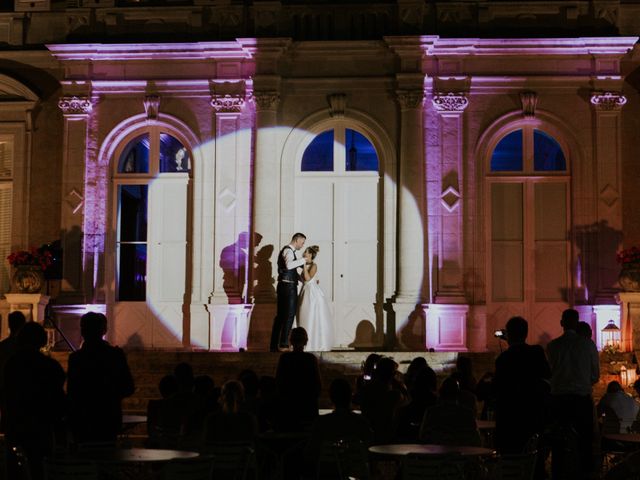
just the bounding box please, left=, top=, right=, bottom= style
left=494, top=316, right=551, bottom=459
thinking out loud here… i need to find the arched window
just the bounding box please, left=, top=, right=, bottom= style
left=301, top=127, right=378, bottom=173
left=0, top=137, right=13, bottom=294
left=490, top=128, right=566, bottom=173
left=487, top=126, right=569, bottom=308
left=113, top=127, right=190, bottom=301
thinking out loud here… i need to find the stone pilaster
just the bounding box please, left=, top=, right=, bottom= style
left=590, top=91, right=626, bottom=302
left=58, top=95, right=92, bottom=302
left=251, top=88, right=280, bottom=303
left=432, top=92, right=468, bottom=303
left=210, top=82, right=249, bottom=305
left=389, top=87, right=426, bottom=348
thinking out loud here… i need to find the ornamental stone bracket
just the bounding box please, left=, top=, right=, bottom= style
left=252, top=91, right=280, bottom=112
left=327, top=93, right=347, bottom=118
left=520, top=91, right=538, bottom=117
left=210, top=81, right=248, bottom=114
left=432, top=92, right=468, bottom=112
left=590, top=91, right=627, bottom=111
left=58, top=96, right=92, bottom=115
left=143, top=95, right=160, bottom=120
left=211, top=93, right=246, bottom=113
left=396, top=89, right=424, bottom=110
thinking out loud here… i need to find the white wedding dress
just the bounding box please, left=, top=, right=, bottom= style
left=297, top=273, right=333, bottom=351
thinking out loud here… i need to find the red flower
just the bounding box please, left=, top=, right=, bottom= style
left=7, top=246, right=54, bottom=271
left=617, top=246, right=640, bottom=266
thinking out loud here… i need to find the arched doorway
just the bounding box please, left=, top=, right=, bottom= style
left=109, top=124, right=193, bottom=348
left=486, top=124, right=571, bottom=345
left=294, top=123, right=380, bottom=348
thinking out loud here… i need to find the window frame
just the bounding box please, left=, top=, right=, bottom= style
left=487, top=125, right=568, bottom=177
left=111, top=125, right=192, bottom=302
left=297, top=123, right=379, bottom=177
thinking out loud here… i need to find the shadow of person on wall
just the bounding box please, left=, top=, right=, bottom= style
left=220, top=232, right=251, bottom=305
left=247, top=238, right=276, bottom=350
left=572, top=220, right=623, bottom=304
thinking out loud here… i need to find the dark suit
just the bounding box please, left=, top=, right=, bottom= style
left=270, top=245, right=301, bottom=351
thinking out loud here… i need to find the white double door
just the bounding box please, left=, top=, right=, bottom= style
left=295, top=176, right=379, bottom=348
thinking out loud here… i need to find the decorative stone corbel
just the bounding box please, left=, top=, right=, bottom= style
left=432, top=92, right=468, bottom=112
left=58, top=96, right=92, bottom=115
left=143, top=95, right=160, bottom=120
left=396, top=90, right=424, bottom=110
left=211, top=81, right=247, bottom=113
left=327, top=93, right=346, bottom=118
left=520, top=91, right=538, bottom=117
left=590, top=91, right=627, bottom=111
left=252, top=91, right=280, bottom=112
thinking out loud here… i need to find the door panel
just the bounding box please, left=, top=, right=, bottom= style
left=335, top=179, right=378, bottom=347
left=295, top=177, right=379, bottom=348
left=488, top=180, right=569, bottom=348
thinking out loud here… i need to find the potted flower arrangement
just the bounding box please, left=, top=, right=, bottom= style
left=617, top=246, right=640, bottom=292
left=6, top=245, right=54, bottom=293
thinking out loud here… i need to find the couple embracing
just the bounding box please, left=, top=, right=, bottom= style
left=269, top=233, right=333, bottom=352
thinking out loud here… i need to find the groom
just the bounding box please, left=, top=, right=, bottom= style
left=270, top=232, right=307, bottom=352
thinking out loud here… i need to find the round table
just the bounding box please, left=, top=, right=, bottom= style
left=319, top=409, right=361, bottom=415
left=74, top=448, right=199, bottom=463
left=369, top=444, right=496, bottom=458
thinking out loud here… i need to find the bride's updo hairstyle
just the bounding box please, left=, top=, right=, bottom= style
left=305, top=245, right=320, bottom=260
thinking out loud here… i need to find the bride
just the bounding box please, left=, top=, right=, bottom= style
left=297, top=245, right=333, bottom=351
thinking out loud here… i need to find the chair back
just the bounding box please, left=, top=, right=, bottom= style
left=493, top=453, right=537, bottom=480
left=201, top=442, right=254, bottom=480
left=161, top=455, right=215, bottom=480
left=551, top=425, right=581, bottom=480
left=402, top=453, right=466, bottom=480
left=9, top=445, right=32, bottom=480
left=316, top=439, right=369, bottom=480
left=44, top=457, right=99, bottom=480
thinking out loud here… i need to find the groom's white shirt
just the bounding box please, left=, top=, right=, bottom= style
left=283, top=243, right=306, bottom=271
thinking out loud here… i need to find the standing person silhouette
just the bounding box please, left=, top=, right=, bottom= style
left=67, top=312, right=135, bottom=443
left=4, top=322, right=66, bottom=480
left=270, top=233, right=307, bottom=352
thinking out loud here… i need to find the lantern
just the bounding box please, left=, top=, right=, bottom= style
left=601, top=320, right=621, bottom=352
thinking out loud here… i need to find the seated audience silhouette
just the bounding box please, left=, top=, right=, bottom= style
left=304, top=378, right=373, bottom=478
left=203, top=380, right=258, bottom=444
left=360, top=356, right=408, bottom=444
left=353, top=353, right=381, bottom=406
left=397, top=367, right=438, bottom=442
left=67, top=311, right=135, bottom=443
left=419, top=376, right=481, bottom=447
left=147, top=374, right=180, bottom=448
left=275, top=327, right=321, bottom=432
left=4, top=321, right=66, bottom=480
left=598, top=381, right=640, bottom=434
left=0, top=311, right=26, bottom=433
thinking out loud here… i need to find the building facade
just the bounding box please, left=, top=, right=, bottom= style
left=0, top=1, right=639, bottom=351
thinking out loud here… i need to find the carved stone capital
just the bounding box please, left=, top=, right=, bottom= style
left=327, top=93, right=346, bottom=118
left=590, top=91, right=627, bottom=111
left=58, top=96, right=92, bottom=115
left=520, top=91, right=538, bottom=118
left=211, top=94, right=245, bottom=113
left=396, top=90, right=424, bottom=110
left=143, top=95, right=160, bottom=120
left=432, top=92, right=468, bottom=112
left=253, top=91, right=280, bottom=111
